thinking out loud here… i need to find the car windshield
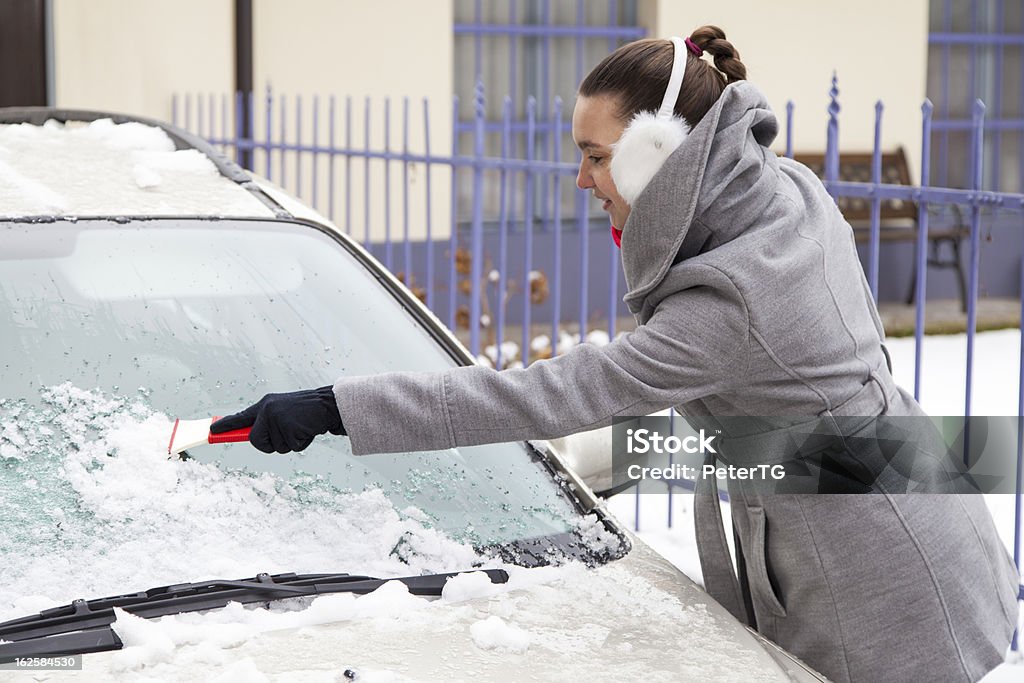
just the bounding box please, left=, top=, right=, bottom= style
left=0, top=218, right=625, bottom=620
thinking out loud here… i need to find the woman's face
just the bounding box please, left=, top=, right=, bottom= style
left=572, top=94, right=630, bottom=229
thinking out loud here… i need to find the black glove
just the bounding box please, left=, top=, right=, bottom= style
left=210, top=386, right=346, bottom=454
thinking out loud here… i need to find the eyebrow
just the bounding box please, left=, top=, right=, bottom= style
left=575, top=139, right=603, bottom=152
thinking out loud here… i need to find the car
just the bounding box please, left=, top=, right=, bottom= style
left=0, top=108, right=825, bottom=681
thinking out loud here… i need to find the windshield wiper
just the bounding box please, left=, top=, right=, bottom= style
left=0, top=568, right=508, bottom=662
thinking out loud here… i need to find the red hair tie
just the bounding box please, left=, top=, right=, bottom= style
left=684, top=37, right=703, bottom=57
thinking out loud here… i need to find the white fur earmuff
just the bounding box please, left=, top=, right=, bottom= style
left=610, top=36, right=690, bottom=206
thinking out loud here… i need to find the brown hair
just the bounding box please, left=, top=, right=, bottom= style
left=578, top=25, right=746, bottom=128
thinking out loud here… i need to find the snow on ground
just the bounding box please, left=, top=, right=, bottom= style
left=885, top=328, right=1022, bottom=417
left=608, top=328, right=1024, bottom=677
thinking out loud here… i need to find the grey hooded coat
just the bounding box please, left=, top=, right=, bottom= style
left=334, top=82, right=1019, bottom=682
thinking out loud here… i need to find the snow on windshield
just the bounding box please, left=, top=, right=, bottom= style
left=0, top=385, right=786, bottom=679
left=0, top=385, right=770, bottom=682
left=0, top=383, right=485, bottom=623
left=0, top=118, right=274, bottom=218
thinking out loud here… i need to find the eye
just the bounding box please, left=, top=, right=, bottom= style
left=588, top=155, right=605, bottom=165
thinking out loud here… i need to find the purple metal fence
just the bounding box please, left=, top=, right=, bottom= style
left=174, top=83, right=591, bottom=362
left=812, top=76, right=1024, bottom=648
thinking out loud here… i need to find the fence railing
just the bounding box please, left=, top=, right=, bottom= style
left=173, top=74, right=1024, bottom=648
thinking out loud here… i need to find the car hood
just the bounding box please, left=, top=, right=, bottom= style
left=8, top=539, right=821, bottom=682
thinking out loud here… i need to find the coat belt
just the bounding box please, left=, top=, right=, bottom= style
left=693, top=371, right=892, bottom=626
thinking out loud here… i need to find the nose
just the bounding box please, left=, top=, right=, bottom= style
left=576, top=159, right=593, bottom=191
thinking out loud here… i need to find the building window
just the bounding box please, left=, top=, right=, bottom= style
left=928, top=0, right=1024, bottom=191
left=452, top=0, right=645, bottom=224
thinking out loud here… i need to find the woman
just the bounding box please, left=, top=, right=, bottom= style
left=213, top=26, right=1019, bottom=682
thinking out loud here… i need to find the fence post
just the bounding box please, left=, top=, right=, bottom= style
left=448, top=95, right=459, bottom=331
left=867, top=100, right=884, bottom=300
left=312, top=94, right=320, bottom=210
left=296, top=95, right=304, bottom=200
left=345, top=96, right=352, bottom=236
left=264, top=84, right=273, bottom=180
left=233, top=91, right=242, bottom=166
left=328, top=95, right=336, bottom=221
left=363, top=97, right=371, bottom=250
left=402, top=97, right=412, bottom=283
left=496, top=96, right=512, bottom=367
left=246, top=90, right=254, bottom=172
left=551, top=97, right=563, bottom=353
left=423, top=98, right=435, bottom=310
left=221, top=93, right=228, bottom=158
left=914, top=100, right=934, bottom=402
left=384, top=98, right=393, bottom=271
left=825, top=73, right=840, bottom=188
left=964, top=99, right=986, bottom=424
left=470, top=81, right=487, bottom=358
left=279, top=93, right=287, bottom=187
left=522, top=97, right=537, bottom=363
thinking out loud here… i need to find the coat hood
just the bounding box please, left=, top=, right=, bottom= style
left=620, top=81, right=780, bottom=314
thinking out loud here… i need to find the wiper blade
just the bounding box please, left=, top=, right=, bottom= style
left=0, top=568, right=508, bottom=662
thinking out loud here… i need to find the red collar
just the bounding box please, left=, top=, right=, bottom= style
left=610, top=225, right=622, bottom=248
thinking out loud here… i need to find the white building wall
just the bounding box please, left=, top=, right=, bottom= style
left=640, top=0, right=931, bottom=178
left=52, top=0, right=234, bottom=120
left=252, top=0, right=454, bottom=242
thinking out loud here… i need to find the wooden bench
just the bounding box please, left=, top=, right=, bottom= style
left=793, top=147, right=969, bottom=311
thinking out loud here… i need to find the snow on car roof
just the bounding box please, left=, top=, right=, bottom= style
left=0, top=118, right=277, bottom=219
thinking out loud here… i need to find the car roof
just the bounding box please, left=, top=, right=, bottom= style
left=0, top=108, right=289, bottom=221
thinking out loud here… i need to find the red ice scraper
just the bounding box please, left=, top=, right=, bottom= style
left=167, top=417, right=251, bottom=457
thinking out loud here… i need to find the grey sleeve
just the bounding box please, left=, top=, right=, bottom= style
left=333, top=289, right=748, bottom=455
